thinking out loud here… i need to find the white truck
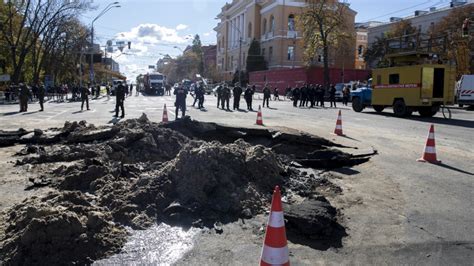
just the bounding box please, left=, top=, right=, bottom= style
left=456, top=75, right=474, bottom=107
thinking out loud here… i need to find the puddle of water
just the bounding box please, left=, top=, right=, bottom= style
left=94, top=223, right=199, bottom=265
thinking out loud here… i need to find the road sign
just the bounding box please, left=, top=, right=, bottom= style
left=0, top=74, right=10, bottom=82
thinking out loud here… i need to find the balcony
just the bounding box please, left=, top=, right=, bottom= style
left=287, top=31, right=297, bottom=39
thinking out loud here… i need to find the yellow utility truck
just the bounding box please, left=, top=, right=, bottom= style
left=351, top=33, right=457, bottom=117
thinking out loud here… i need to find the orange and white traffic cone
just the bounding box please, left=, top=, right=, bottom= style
left=334, top=110, right=344, bottom=136
left=417, top=124, right=441, bottom=164
left=162, top=104, right=169, bottom=123
left=260, top=186, right=289, bottom=266
left=256, top=105, right=264, bottom=126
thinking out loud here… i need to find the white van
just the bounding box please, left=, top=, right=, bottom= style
left=456, top=75, right=474, bottom=107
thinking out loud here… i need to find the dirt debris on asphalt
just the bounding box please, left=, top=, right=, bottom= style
left=0, top=114, right=374, bottom=264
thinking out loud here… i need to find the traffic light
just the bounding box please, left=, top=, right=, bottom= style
left=462, top=18, right=469, bottom=37
left=128, top=41, right=131, bottom=49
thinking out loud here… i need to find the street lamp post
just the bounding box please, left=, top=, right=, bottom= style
left=90, top=2, right=120, bottom=85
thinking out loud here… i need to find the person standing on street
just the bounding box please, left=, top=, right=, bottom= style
left=221, top=85, right=231, bottom=111
left=342, top=85, right=350, bottom=106
left=19, top=84, right=31, bottom=112
left=80, top=86, right=90, bottom=111
left=216, top=83, right=223, bottom=108
left=38, top=83, right=45, bottom=111
left=329, top=84, right=337, bottom=108
left=292, top=87, right=300, bottom=107
left=174, top=83, right=188, bottom=119
left=129, top=83, right=133, bottom=96
left=262, top=85, right=271, bottom=108
left=244, top=85, right=253, bottom=111
left=114, top=81, right=125, bottom=118
left=232, top=83, right=242, bottom=110
left=273, top=87, right=279, bottom=101
left=197, top=82, right=205, bottom=109
left=317, top=85, right=325, bottom=107
left=106, top=84, right=110, bottom=100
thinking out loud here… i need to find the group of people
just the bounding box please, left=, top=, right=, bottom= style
left=288, top=84, right=350, bottom=108
left=215, top=83, right=256, bottom=111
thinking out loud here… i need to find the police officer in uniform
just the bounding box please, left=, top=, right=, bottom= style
left=216, top=83, right=223, bottom=108
left=232, top=83, right=242, bottom=110
left=221, top=85, right=231, bottom=111
left=174, top=83, right=188, bottom=119
left=262, top=85, right=271, bottom=108
left=115, top=81, right=125, bottom=118
left=80, top=85, right=90, bottom=111
left=244, top=85, right=253, bottom=111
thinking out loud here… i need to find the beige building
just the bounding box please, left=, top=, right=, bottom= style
left=354, top=24, right=368, bottom=70
left=215, top=0, right=357, bottom=80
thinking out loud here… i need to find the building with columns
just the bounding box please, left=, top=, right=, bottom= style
left=214, top=0, right=357, bottom=80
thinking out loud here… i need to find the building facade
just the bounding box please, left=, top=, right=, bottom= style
left=214, top=0, right=357, bottom=80
left=368, top=0, right=474, bottom=46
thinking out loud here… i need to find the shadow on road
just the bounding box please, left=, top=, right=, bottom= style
left=435, top=163, right=474, bottom=176
left=364, top=112, right=474, bottom=129
left=338, top=135, right=360, bottom=142
left=332, top=167, right=360, bottom=176
left=287, top=222, right=347, bottom=251
left=71, top=110, right=83, bottom=114
left=22, top=111, right=40, bottom=115
left=1, top=111, right=20, bottom=116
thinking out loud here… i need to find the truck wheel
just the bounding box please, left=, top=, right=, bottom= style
left=418, top=106, right=439, bottom=117
left=372, top=105, right=385, bottom=113
left=352, top=97, right=365, bottom=112
left=393, top=99, right=408, bottom=117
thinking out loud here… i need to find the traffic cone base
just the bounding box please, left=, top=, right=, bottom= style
left=417, top=125, right=441, bottom=164
left=256, top=105, right=264, bottom=126
left=260, top=186, right=289, bottom=266
left=334, top=110, right=344, bottom=136
left=162, top=104, right=169, bottom=122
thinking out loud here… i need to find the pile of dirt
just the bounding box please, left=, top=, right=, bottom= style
left=0, top=115, right=374, bottom=263
left=0, top=191, right=127, bottom=265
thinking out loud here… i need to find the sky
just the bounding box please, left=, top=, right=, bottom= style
left=81, top=0, right=456, bottom=81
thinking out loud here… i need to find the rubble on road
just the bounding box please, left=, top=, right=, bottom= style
left=0, top=114, right=374, bottom=263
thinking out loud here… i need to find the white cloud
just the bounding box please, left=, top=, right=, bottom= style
left=203, top=31, right=214, bottom=37
left=111, top=23, right=193, bottom=81
left=176, top=24, right=189, bottom=31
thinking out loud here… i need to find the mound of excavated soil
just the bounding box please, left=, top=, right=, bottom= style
left=0, top=114, right=374, bottom=264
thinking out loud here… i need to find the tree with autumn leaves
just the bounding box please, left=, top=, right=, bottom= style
left=299, top=0, right=354, bottom=89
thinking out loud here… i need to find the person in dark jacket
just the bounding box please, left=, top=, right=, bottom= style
left=115, top=82, right=126, bottom=117
left=174, top=83, right=188, bottom=119
left=317, top=85, right=325, bottom=107
left=233, top=83, right=242, bottom=110
left=80, top=86, right=90, bottom=111
left=38, top=84, right=45, bottom=111
left=216, top=84, right=223, bottom=108
left=221, top=85, right=231, bottom=111
left=329, top=84, right=337, bottom=108
left=262, top=86, right=271, bottom=108
left=244, top=85, right=254, bottom=111
left=292, top=87, right=300, bottom=107
left=19, top=84, right=31, bottom=112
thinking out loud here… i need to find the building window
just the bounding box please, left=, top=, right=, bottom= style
left=288, top=14, right=295, bottom=31
left=263, top=18, right=267, bottom=34
left=269, top=46, right=273, bottom=62
left=317, top=55, right=323, bottom=62
left=231, top=56, right=234, bottom=68
left=248, top=22, right=252, bottom=38
left=389, top=74, right=400, bottom=84
left=287, top=46, right=294, bottom=60
left=242, top=52, right=246, bottom=67
left=262, top=48, right=265, bottom=56
left=377, top=75, right=381, bottom=85
left=270, top=15, right=275, bottom=33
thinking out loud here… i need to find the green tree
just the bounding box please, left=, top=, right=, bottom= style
left=192, top=34, right=204, bottom=74
left=246, top=38, right=266, bottom=72
left=299, top=0, right=352, bottom=89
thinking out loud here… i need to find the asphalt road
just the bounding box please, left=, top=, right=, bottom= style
left=1, top=93, right=473, bottom=264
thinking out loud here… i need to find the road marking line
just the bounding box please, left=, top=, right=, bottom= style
left=47, top=110, right=68, bottom=120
